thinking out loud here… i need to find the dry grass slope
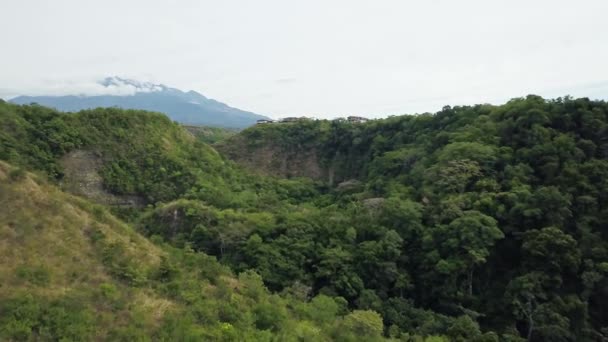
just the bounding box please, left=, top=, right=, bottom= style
left=0, top=161, right=173, bottom=333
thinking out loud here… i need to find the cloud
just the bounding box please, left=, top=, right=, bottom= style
left=2, top=76, right=167, bottom=99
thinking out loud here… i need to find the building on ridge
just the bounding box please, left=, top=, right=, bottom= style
left=347, top=116, right=369, bottom=123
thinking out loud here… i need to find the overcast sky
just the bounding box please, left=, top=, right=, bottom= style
left=1, top=0, right=607, bottom=119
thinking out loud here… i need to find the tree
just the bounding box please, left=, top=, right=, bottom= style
left=315, top=247, right=363, bottom=300
left=433, top=159, right=482, bottom=194
left=522, top=227, right=580, bottom=275
left=506, top=272, right=574, bottom=342
left=337, top=310, right=384, bottom=341
left=446, top=315, right=485, bottom=342
left=428, top=211, right=504, bottom=297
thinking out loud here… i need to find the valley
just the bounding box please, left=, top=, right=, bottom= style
left=1, top=96, right=607, bottom=341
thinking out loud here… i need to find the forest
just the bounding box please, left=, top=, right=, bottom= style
left=0, top=95, right=607, bottom=341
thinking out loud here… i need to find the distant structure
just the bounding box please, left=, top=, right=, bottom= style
left=256, top=116, right=369, bottom=125
left=280, top=117, right=299, bottom=123
left=257, top=116, right=316, bottom=124
left=347, top=116, right=369, bottom=123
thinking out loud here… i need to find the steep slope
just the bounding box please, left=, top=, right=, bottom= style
left=0, top=161, right=169, bottom=340
left=217, top=120, right=333, bottom=181
left=0, top=101, right=321, bottom=212
left=10, top=77, right=270, bottom=128
left=0, top=162, right=396, bottom=341
left=0, top=101, right=233, bottom=205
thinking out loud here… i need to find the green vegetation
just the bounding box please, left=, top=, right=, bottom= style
left=183, top=124, right=238, bottom=144
left=0, top=161, right=398, bottom=341
left=1, top=95, right=607, bottom=341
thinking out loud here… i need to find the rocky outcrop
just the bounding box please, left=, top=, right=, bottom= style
left=218, top=138, right=329, bottom=181
left=60, top=150, right=144, bottom=207
left=336, top=179, right=363, bottom=192
left=216, top=124, right=362, bottom=184
left=362, top=197, right=386, bottom=210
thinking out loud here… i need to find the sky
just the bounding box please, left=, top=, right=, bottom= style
left=1, top=0, right=607, bottom=119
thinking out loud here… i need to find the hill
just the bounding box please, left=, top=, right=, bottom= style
left=9, top=77, right=270, bottom=128
left=2, top=96, right=608, bottom=341
left=0, top=105, right=399, bottom=341
left=219, top=95, right=608, bottom=340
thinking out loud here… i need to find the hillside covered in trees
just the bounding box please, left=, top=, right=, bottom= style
left=1, top=95, right=608, bottom=341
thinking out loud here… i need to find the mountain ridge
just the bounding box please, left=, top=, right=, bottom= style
left=9, top=77, right=269, bottom=128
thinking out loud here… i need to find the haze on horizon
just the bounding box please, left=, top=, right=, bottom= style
left=1, top=0, right=607, bottom=119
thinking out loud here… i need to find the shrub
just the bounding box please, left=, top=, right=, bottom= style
left=8, top=167, right=26, bottom=181
left=15, top=265, right=51, bottom=286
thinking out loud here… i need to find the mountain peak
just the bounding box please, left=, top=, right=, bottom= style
left=10, top=77, right=269, bottom=128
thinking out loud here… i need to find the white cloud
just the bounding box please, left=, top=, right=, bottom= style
left=1, top=76, right=169, bottom=99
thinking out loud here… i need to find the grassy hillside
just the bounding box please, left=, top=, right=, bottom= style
left=0, top=160, right=167, bottom=340
left=0, top=161, right=406, bottom=341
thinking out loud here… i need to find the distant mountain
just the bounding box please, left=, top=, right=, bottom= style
left=10, top=77, right=270, bottom=128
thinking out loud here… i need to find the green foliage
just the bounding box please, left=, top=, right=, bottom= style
left=2, top=96, right=608, bottom=340
left=183, top=125, right=238, bottom=144
left=0, top=294, right=94, bottom=341
left=15, top=265, right=51, bottom=286
left=522, top=227, right=581, bottom=274
left=8, top=167, right=27, bottom=181
left=215, top=96, right=608, bottom=340
left=336, top=310, right=384, bottom=341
